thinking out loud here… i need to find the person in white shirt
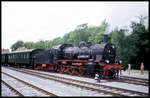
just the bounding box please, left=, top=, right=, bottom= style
left=94, top=73, right=100, bottom=82
left=128, top=64, right=131, bottom=75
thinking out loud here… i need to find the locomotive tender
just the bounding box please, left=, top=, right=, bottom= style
left=2, top=35, right=122, bottom=79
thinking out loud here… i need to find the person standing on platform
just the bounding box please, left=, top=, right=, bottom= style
left=119, top=60, right=122, bottom=75
left=141, top=63, right=144, bottom=75
left=128, top=64, right=131, bottom=75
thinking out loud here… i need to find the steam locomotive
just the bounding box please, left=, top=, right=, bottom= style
left=2, top=35, right=122, bottom=79
left=34, top=35, right=122, bottom=79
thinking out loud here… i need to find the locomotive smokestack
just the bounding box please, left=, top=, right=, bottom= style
left=103, top=34, right=108, bottom=42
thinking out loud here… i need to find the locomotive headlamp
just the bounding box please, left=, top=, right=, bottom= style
left=112, top=45, right=115, bottom=49
left=106, top=60, right=110, bottom=63
left=119, top=60, right=122, bottom=64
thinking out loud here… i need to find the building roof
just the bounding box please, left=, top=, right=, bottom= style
left=1, top=49, right=10, bottom=53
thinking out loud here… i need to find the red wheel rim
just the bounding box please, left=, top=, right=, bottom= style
left=78, top=67, right=85, bottom=76
left=47, top=65, right=54, bottom=71
left=59, top=65, right=65, bottom=73
left=68, top=67, right=75, bottom=75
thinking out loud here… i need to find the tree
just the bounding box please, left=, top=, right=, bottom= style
left=110, top=28, right=126, bottom=66
left=76, top=23, right=88, bottom=30
left=35, top=40, right=46, bottom=49
left=51, top=37, right=63, bottom=46
left=24, top=42, right=35, bottom=49
left=65, top=23, right=90, bottom=46
left=136, top=15, right=147, bottom=25
left=11, top=40, right=24, bottom=51
left=88, top=19, right=109, bottom=44
left=129, top=15, right=149, bottom=69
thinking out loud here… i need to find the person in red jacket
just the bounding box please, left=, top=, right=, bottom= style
left=141, top=63, right=144, bottom=75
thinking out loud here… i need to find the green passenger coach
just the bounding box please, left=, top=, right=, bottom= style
left=3, top=49, right=43, bottom=68
left=2, top=53, right=8, bottom=66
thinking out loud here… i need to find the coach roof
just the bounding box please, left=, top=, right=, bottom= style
left=6, top=49, right=37, bottom=54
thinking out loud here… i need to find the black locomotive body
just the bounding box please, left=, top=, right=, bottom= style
left=33, top=34, right=121, bottom=78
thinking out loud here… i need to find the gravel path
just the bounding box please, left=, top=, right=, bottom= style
left=1, top=83, right=18, bottom=96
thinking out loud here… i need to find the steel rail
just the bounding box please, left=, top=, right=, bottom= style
left=120, top=76, right=148, bottom=81
left=2, top=80, right=24, bottom=97
left=2, top=72, right=57, bottom=97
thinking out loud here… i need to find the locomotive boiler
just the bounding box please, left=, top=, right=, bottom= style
left=51, top=35, right=116, bottom=64
left=90, top=35, right=116, bottom=64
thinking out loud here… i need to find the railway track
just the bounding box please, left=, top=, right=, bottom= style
left=21, top=67, right=149, bottom=86
left=112, top=76, right=149, bottom=86
left=120, top=76, right=149, bottom=82
left=2, top=80, right=24, bottom=96
left=118, top=79, right=148, bottom=86
left=2, top=72, right=57, bottom=97
left=106, top=79, right=148, bottom=86
left=5, top=67, right=149, bottom=96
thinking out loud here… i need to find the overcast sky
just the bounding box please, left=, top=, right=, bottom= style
left=2, top=1, right=148, bottom=49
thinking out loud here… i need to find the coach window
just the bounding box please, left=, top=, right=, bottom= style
left=23, top=54, right=25, bottom=59
left=20, top=54, right=21, bottom=58
left=27, top=53, right=29, bottom=58
left=17, top=54, right=18, bottom=58
left=24, top=53, right=26, bottom=59
left=26, top=53, right=27, bottom=58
